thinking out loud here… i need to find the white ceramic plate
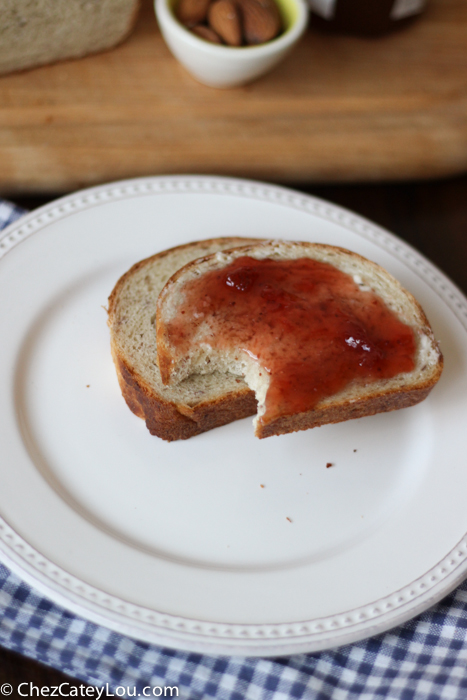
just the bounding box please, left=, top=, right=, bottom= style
left=1, top=176, right=466, bottom=657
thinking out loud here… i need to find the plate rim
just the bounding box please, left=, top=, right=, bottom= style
left=1, top=174, right=467, bottom=657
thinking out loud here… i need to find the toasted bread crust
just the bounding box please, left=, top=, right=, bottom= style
left=114, top=351, right=256, bottom=442
left=256, top=381, right=439, bottom=438
left=112, top=348, right=257, bottom=440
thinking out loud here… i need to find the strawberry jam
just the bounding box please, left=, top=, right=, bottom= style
left=163, top=256, right=416, bottom=424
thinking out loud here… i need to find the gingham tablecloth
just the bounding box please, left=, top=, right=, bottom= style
left=1, top=200, right=467, bottom=699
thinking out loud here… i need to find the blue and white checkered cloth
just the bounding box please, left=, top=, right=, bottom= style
left=1, top=200, right=467, bottom=699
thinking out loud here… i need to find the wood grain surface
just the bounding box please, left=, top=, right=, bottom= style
left=1, top=174, right=467, bottom=688
left=0, top=0, right=466, bottom=194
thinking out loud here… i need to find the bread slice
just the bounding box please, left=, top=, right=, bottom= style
left=108, top=238, right=262, bottom=441
left=0, top=0, right=140, bottom=75
left=156, top=239, right=443, bottom=438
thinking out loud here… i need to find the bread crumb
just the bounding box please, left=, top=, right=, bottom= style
left=86, top=385, right=90, bottom=388
left=260, top=484, right=265, bottom=488
left=326, top=462, right=334, bottom=468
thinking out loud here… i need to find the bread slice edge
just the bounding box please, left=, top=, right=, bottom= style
left=108, top=237, right=262, bottom=441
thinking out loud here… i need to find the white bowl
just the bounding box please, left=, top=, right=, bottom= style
left=155, top=0, right=308, bottom=88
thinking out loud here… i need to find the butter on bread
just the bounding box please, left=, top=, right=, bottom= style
left=155, top=239, right=443, bottom=439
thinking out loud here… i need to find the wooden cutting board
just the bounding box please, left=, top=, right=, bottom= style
left=0, top=0, right=466, bottom=194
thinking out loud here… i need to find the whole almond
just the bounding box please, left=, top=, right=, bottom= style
left=192, top=24, right=223, bottom=43
left=208, top=0, right=243, bottom=46
left=237, top=0, right=282, bottom=44
left=176, top=0, right=211, bottom=26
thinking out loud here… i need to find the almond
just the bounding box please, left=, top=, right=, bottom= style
left=208, top=0, right=243, bottom=46
left=176, top=0, right=212, bottom=26
left=237, top=0, right=282, bottom=44
left=191, top=24, right=223, bottom=43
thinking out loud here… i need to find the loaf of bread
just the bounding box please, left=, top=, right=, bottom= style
left=108, top=238, right=261, bottom=441
left=156, top=239, right=443, bottom=438
left=0, top=0, right=140, bottom=75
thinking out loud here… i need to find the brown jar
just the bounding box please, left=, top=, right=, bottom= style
left=309, top=0, right=428, bottom=36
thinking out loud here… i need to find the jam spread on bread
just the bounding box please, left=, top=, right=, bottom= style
left=163, top=256, right=417, bottom=424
